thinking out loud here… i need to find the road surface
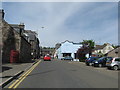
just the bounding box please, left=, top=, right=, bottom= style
left=6, top=59, right=118, bottom=88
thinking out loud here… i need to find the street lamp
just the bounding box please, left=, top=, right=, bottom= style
left=37, top=27, right=45, bottom=38
left=41, top=27, right=44, bottom=28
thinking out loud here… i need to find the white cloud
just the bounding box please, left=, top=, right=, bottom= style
left=3, top=2, right=118, bottom=47
left=15, top=2, right=89, bottom=47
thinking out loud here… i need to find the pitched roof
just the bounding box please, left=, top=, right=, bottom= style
left=106, top=46, right=120, bottom=54
left=60, top=40, right=81, bottom=45
left=94, top=44, right=107, bottom=50
left=24, top=30, right=37, bottom=34
left=24, top=30, right=37, bottom=40
left=61, top=40, right=73, bottom=44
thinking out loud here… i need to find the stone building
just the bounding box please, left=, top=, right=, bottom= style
left=41, top=47, right=55, bottom=57
left=9, top=25, right=41, bottom=59
left=106, top=47, right=120, bottom=57
left=10, top=23, right=25, bottom=34
left=1, top=10, right=31, bottom=63
left=24, top=30, right=40, bottom=59
left=0, top=9, right=4, bottom=65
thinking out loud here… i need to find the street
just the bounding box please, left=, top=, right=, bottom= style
left=1, top=2, right=119, bottom=89
left=6, top=59, right=118, bottom=88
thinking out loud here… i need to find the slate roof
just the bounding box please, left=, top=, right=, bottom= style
left=94, top=44, right=107, bottom=50
left=10, top=23, right=25, bottom=33
left=93, top=43, right=112, bottom=51
left=24, top=30, right=37, bottom=40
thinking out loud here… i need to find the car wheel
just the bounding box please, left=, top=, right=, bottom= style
left=86, top=63, right=89, bottom=66
left=113, top=66, right=118, bottom=70
left=89, top=63, right=92, bottom=66
left=93, top=64, right=96, bottom=67
left=99, top=64, right=102, bottom=67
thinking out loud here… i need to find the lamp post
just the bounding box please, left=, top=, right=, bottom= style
left=37, top=27, right=44, bottom=58
left=37, top=27, right=44, bottom=37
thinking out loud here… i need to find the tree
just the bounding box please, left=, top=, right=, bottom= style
left=80, top=40, right=95, bottom=57
left=76, top=46, right=88, bottom=61
left=112, top=44, right=119, bottom=49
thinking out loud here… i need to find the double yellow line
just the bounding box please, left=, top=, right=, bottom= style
left=8, top=60, right=41, bottom=89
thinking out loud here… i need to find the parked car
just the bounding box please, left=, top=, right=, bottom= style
left=106, top=57, right=120, bottom=70
left=85, top=57, right=99, bottom=66
left=61, top=56, right=73, bottom=61
left=43, top=55, right=51, bottom=61
left=93, top=57, right=112, bottom=67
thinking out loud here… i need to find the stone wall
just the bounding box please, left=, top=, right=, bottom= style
left=1, top=19, right=31, bottom=63
left=0, top=19, right=2, bottom=70
left=2, top=20, right=18, bottom=63
left=24, top=30, right=40, bottom=59
left=19, top=36, right=31, bottom=62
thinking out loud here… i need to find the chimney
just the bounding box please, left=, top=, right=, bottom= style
left=19, top=23, right=25, bottom=36
left=0, top=9, right=5, bottom=19
left=19, top=23, right=25, bottom=30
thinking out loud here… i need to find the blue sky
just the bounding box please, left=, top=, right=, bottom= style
left=2, top=2, right=118, bottom=47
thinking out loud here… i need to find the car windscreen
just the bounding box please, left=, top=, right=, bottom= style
left=97, top=57, right=105, bottom=61
left=106, top=57, right=112, bottom=62
left=89, top=57, right=98, bottom=60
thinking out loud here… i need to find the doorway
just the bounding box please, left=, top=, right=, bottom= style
left=62, top=53, right=71, bottom=57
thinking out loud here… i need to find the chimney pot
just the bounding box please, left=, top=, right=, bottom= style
left=0, top=9, right=5, bottom=19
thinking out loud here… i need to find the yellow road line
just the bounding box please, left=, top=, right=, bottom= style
left=10, top=60, right=41, bottom=88
left=8, top=60, right=41, bottom=88
left=13, top=60, right=41, bottom=88
left=13, top=67, right=35, bottom=88
left=8, top=67, right=32, bottom=88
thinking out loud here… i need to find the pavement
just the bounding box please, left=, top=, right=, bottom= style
left=0, top=59, right=39, bottom=88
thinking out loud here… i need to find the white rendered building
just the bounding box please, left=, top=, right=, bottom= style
left=55, top=40, right=82, bottom=61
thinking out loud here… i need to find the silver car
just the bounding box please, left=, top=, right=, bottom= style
left=106, top=57, right=120, bottom=70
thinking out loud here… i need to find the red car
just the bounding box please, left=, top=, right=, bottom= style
left=43, top=55, right=51, bottom=61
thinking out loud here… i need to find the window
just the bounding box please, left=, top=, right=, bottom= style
left=115, top=58, right=120, bottom=61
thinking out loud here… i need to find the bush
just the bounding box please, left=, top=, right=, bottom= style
left=79, top=57, right=87, bottom=62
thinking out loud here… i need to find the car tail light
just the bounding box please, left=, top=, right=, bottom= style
left=112, top=59, right=114, bottom=63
